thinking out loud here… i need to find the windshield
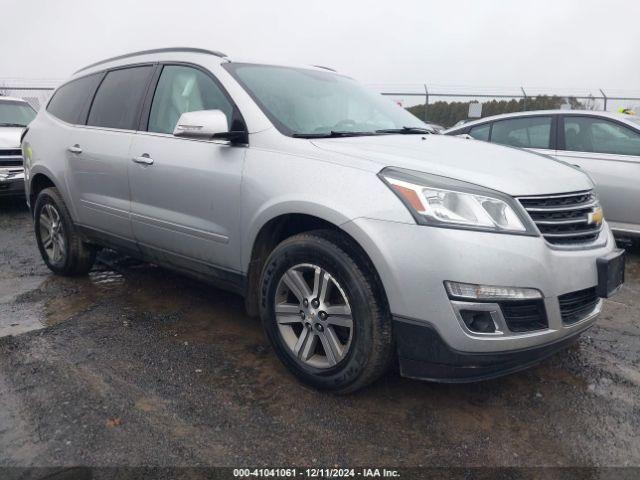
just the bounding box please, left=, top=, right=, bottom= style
left=0, top=100, right=36, bottom=127
left=224, top=63, right=427, bottom=137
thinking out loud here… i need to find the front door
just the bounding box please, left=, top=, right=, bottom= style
left=128, top=64, right=245, bottom=272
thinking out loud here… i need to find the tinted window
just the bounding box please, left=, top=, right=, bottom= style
left=564, top=116, right=640, bottom=156
left=47, top=74, right=102, bottom=124
left=491, top=116, right=552, bottom=149
left=87, top=66, right=153, bottom=130
left=0, top=101, right=36, bottom=127
left=148, top=65, right=233, bottom=134
left=468, top=123, right=490, bottom=141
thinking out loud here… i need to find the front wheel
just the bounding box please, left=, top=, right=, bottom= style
left=34, top=187, right=96, bottom=276
left=259, top=230, right=394, bottom=393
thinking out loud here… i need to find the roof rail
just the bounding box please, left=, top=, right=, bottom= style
left=313, top=65, right=337, bottom=72
left=75, top=47, right=228, bottom=74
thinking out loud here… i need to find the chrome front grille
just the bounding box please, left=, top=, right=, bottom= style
left=0, top=149, right=23, bottom=168
left=518, top=191, right=603, bottom=246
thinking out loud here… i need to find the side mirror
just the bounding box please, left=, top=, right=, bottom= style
left=173, top=110, right=245, bottom=142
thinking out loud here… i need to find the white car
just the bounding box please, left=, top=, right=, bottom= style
left=0, top=96, right=36, bottom=199
left=445, top=110, right=640, bottom=238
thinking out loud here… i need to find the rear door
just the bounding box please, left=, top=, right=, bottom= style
left=556, top=115, right=640, bottom=231
left=67, top=65, right=155, bottom=241
left=128, top=63, right=246, bottom=273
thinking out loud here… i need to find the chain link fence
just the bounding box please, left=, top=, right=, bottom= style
left=370, top=84, right=640, bottom=127
left=0, top=79, right=60, bottom=111
left=2, top=78, right=640, bottom=124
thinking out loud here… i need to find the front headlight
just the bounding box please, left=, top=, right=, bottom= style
left=380, top=167, right=537, bottom=235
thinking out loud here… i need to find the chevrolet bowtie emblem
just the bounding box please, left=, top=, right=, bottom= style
left=588, top=207, right=604, bottom=226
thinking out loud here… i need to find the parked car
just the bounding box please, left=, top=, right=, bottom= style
left=0, top=96, right=36, bottom=200
left=22, top=48, right=624, bottom=392
left=444, top=110, right=640, bottom=238
left=451, top=118, right=475, bottom=128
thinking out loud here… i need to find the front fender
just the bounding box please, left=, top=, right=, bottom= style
left=242, top=197, right=353, bottom=272
left=240, top=147, right=414, bottom=273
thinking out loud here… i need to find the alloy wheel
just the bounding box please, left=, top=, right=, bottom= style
left=39, top=203, right=66, bottom=264
left=274, top=263, right=354, bottom=369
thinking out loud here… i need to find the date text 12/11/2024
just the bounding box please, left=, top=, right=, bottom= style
left=232, top=468, right=401, bottom=478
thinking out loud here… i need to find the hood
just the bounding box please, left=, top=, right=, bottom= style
left=311, top=134, right=592, bottom=196
left=0, top=127, right=23, bottom=149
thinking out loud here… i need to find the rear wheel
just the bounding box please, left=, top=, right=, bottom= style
left=259, top=230, right=394, bottom=393
left=34, top=187, right=96, bottom=276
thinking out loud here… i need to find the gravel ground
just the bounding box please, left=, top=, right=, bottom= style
left=0, top=198, right=639, bottom=469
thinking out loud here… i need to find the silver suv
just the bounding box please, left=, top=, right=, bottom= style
left=22, top=48, right=625, bottom=392
left=1, top=96, right=36, bottom=199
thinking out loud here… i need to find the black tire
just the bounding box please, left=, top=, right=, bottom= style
left=34, top=187, right=96, bottom=276
left=259, top=229, right=394, bottom=393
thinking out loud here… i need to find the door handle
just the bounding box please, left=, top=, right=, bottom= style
left=132, top=154, right=154, bottom=166
left=67, top=144, right=82, bottom=154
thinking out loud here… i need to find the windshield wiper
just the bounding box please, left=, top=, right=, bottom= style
left=375, top=126, right=435, bottom=135
left=292, top=130, right=379, bottom=139
left=0, top=123, right=27, bottom=128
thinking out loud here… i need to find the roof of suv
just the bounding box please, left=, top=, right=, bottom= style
left=444, top=109, right=640, bottom=132
left=73, top=47, right=339, bottom=80
left=75, top=47, right=228, bottom=74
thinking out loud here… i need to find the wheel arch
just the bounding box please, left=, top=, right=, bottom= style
left=27, top=165, right=76, bottom=219
left=243, top=209, right=389, bottom=318
left=28, top=169, right=61, bottom=216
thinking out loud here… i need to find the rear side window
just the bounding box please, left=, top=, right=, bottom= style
left=564, top=116, right=640, bottom=156
left=148, top=65, right=233, bottom=134
left=87, top=66, right=154, bottom=130
left=468, top=123, right=490, bottom=141
left=47, top=74, right=102, bottom=124
left=491, top=116, right=552, bottom=149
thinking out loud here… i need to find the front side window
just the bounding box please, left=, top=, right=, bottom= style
left=148, top=65, right=233, bottom=134
left=87, top=66, right=154, bottom=130
left=564, top=116, right=640, bottom=156
left=46, top=74, right=102, bottom=125
left=491, top=116, right=552, bottom=149
left=468, top=123, right=490, bottom=141
left=223, top=63, right=426, bottom=137
left=0, top=101, right=37, bottom=127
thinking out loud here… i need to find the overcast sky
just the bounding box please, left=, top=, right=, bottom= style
left=2, top=0, right=639, bottom=96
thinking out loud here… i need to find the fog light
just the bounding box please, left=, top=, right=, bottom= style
left=445, top=281, right=542, bottom=301
left=459, top=310, right=496, bottom=333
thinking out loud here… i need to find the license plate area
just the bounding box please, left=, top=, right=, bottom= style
left=596, top=249, right=625, bottom=298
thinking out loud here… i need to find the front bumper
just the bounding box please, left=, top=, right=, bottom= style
left=0, top=169, right=25, bottom=197
left=392, top=315, right=591, bottom=382
left=342, top=217, right=617, bottom=359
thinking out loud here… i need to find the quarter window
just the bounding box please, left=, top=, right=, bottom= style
left=148, top=65, right=233, bottom=134
left=491, top=116, right=552, bottom=149
left=47, top=74, right=102, bottom=124
left=468, top=123, right=490, bottom=141
left=87, top=66, right=154, bottom=130
left=564, top=116, right=640, bottom=156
